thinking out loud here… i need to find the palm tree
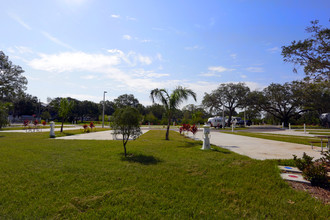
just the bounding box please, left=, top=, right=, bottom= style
left=150, top=86, right=197, bottom=140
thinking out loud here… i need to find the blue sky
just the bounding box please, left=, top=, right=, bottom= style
left=1, top=0, right=329, bottom=106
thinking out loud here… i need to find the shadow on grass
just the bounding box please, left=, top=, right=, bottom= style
left=211, top=147, right=232, bottom=154
left=121, top=153, right=162, bottom=165
left=177, top=140, right=202, bottom=148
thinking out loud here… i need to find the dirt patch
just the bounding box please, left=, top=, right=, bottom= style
left=286, top=181, right=330, bottom=205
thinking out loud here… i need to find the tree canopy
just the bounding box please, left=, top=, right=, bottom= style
left=202, top=82, right=250, bottom=125
left=282, top=20, right=330, bottom=81
left=248, top=82, right=305, bottom=127
left=0, top=51, right=28, bottom=102
left=112, top=107, right=142, bottom=157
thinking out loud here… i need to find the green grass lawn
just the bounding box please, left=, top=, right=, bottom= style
left=0, top=130, right=328, bottom=218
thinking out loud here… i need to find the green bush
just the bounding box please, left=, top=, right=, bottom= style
left=293, top=152, right=328, bottom=187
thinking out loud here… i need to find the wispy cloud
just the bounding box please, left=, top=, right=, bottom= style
left=267, top=47, right=280, bottom=53
left=208, top=66, right=235, bottom=73
left=111, top=14, right=120, bottom=18
left=122, top=34, right=132, bottom=40
left=184, top=45, right=203, bottom=50
left=41, top=31, right=74, bottom=50
left=246, top=67, right=264, bottom=73
left=8, top=13, right=32, bottom=30
left=199, top=73, right=221, bottom=77
left=230, top=53, right=237, bottom=59
left=240, top=74, right=247, bottom=79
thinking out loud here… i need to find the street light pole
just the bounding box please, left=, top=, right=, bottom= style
left=102, top=91, right=107, bottom=128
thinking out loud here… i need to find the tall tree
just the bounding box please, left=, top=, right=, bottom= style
left=282, top=20, right=330, bottom=81
left=111, top=107, right=142, bottom=157
left=150, top=86, right=196, bottom=140
left=58, top=98, right=74, bottom=132
left=114, top=94, right=140, bottom=109
left=0, top=51, right=28, bottom=102
left=202, top=83, right=250, bottom=125
left=248, top=82, right=305, bottom=127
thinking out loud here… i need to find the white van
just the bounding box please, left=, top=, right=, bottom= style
left=207, top=116, right=226, bottom=128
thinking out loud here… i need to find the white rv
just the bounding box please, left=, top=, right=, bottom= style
left=207, top=116, right=226, bottom=128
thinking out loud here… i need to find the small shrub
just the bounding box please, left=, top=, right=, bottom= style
left=293, top=152, right=328, bottom=187
left=83, top=124, right=88, bottom=132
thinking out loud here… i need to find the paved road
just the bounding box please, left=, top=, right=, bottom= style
left=185, top=130, right=326, bottom=160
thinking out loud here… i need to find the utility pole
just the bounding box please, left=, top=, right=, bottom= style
left=102, top=91, right=107, bottom=128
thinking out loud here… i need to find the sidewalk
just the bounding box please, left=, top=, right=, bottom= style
left=185, top=131, right=325, bottom=160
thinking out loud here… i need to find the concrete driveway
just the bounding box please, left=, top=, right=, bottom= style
left=185, top=130, right=326, bottom=160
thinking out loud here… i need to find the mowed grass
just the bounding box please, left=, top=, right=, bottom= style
left=0, top=131, right=328, bottom=219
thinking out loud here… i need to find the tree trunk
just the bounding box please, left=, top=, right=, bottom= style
left=123, top=139, right=127, bottom=157
left=165, top=117, right=171, bottom=140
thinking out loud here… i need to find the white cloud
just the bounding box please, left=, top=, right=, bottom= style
left=8, top=13, right=32, bottom=30
left=230, top=53, right=237, bottom=59
left=246, top=67, right=264, bottom=73
left=122, top=34, right=132, bottom=40
left=267, top=47, right=280, bottom=53
left=81, top=75, right=97, bottom=79
left=28, top=51, right=121, bottom=72
left=138, top=55, right=152, bottom=65
left=8, top=46, right=33, bottom=54
left=41, top=31, right=74, bottom=50
left=199, top=73, right=221, bottom=77
left=184, top=45, right=203, bottom=50
left=208, top=66, right=235, bottom=73
left=111, top=14, right=120, bottom=18
left=156, top=53, right=163, bottom=61
left=240, top=74, right=247, bottom=79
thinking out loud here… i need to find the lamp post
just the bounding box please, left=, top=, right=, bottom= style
left=102, top=91, right=107, bottom=128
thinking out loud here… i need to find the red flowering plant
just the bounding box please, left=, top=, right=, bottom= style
left=42, top=121, right=47, bottom=126
left=89, top=122, right=95, bottom=131
left=190, top=124, right=198, bottom=135
left=33, top=119, right=39, bottom=126
left=83, top=124, right=88, bottom=132
left=179, top=124, right=191, bottom=136
left=23, top=120, right=29, bottom=127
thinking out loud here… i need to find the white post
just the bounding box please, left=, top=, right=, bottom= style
left=201, top=125, right=211, bottom=150
left=304, top=123, right=306, bottom=134
left=244, top=108, right=246, bottom=127
left=232, top=123, right=234, bottom=132
left=50, top=121, right=55, bottom=138
left=102, top=91, right=107, bottom=128
left=289, top=123, right=291, bottom=130
left=282, top=122, right=284, bottom=128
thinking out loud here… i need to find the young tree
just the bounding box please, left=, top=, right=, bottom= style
left=0, top=51, right=28, bottom=102
left=112, top=107, right=142, bottom=157
left=282, top=20, right=330, bottom=81
left=150, top=86, right=197, bottom=140
left=202, top=83, right=250, bottom=126
left=0, top=102, right=11, bottom=129
left=58, top=98, right=74, bottom=132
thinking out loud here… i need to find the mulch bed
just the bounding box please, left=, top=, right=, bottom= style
left=286, top=181, right=330, bottom=205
